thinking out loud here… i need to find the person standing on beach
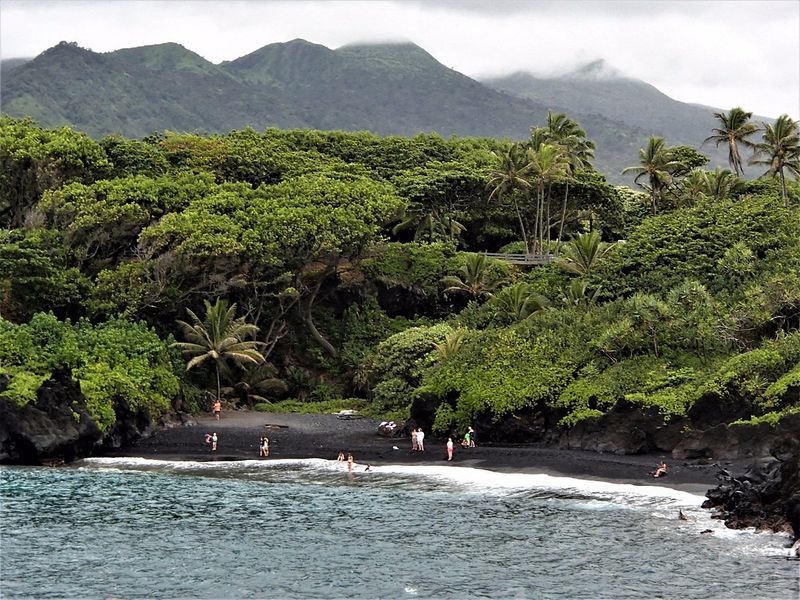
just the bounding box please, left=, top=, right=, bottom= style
left=212, top=400, right=221, bottom=420
left=446, top=437, right=454, bottom=461
left=411, top=427, right=418, bottom=452
left=259, top=436, right=269, bottom=457
left=417, top=428, right=425, bottom=452
left=468, top=426, right=476, bottom=447
left=211, top=432, right=218, bottom=452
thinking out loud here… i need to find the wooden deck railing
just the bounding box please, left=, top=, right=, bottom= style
left=483, top=252, right=555, bottom=265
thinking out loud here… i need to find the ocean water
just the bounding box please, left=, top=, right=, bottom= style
left=1, top=458, right=797, bottom=599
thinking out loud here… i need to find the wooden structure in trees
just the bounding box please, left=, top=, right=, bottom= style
left=483, top=252, right=555, bottom=266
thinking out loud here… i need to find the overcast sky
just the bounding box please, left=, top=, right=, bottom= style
left=1, top=0, right=798, bottom=118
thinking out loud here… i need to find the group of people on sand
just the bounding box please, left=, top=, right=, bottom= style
left=447, top=426, right=477, bottom=460
left=411, top=425, right=476, bottom=461
left=410, top=427, right=426, bottom=452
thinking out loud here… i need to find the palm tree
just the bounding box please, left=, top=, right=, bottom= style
left=526, top=143, right=569, bottom=254
left=558, top=231, right=611, bottom=277
left=749, top=114, right=800, bottom=206
left=441, top=253, right=503, bottom=299
left=173, top=299, right=264, bottom=404
left=678, top=167, right=743, bottom=205
left=561, top=279, right=601, bottom=308
left=622, top=136, right=684, bottom=214
left=537, top=113, right=596, bottom=245
left=488, top=143, right=533, bottom=251
left=492, top=282, right=550, bottom=321
left=703, top=168, right=744, bottom=201
left=392, top=204, right=466, bottom=243
left=703, top=107, right=759, bottom=176
left=221, top=362, right=287, bottom=407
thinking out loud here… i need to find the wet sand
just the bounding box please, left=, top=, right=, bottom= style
left=109, top=411, right=754, bottom=495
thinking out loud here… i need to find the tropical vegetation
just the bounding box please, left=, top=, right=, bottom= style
left=0, top=112, right=798, bottom=442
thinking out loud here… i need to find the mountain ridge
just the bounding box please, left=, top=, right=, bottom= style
left=2, top=40, right=739, bottom=180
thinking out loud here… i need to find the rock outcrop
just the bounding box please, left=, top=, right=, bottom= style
left=0, top=367, right=102, bottom=464
left=0, top=366, right=157, bottom=464
left=702, top=413, right=800, bottom=538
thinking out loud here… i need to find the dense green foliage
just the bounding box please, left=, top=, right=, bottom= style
left=0, top=115, right=798, bottom=438
left=0, top=313, right=179, bottom=429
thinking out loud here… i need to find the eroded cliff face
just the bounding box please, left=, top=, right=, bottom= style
left=0, top=367, right=153, bottom=464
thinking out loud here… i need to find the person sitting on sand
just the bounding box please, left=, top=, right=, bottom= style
left=212, top=400, right=222, bottom=420
left=653, top=461, right=668, bottom=478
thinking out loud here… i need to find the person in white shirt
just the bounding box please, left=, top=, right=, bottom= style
left=417, top=428, right=425, bottom=452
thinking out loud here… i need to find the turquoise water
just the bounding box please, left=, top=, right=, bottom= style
left=1, top=458, right=797, bottom=599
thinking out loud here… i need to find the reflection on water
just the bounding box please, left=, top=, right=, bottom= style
left=1, top=459, right=797, bottom=599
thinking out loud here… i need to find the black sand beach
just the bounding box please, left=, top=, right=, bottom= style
left=109, top=411, right=755, bottom=495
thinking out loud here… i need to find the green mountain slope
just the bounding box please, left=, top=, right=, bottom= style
left=3, top=41, right=663, bottom=180
left=483, top=61, right=773, bottom=174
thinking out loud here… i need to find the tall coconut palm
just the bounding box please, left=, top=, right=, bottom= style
left=749, top=114, right=800, bottom=206
left=488, top=143, right=533, bottom=251
left=622, top=136, right=684, bottom=215
left=703, top=107, right=759, bottom=176
left=538, top=113, right=596, bottom=245
left=173, top=299, right=264, bottom=404
left=526, top=143, right=569, bottom=254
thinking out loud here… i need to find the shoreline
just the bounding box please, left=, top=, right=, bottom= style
left=104, top=411, right=758, bottom=496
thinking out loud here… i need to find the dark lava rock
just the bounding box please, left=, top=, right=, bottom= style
left=558, top=401, right=684, bottom=455
left=0, top=367, right=101, bottom=464
left=0, top=366, right=160, bottom=465
left=672, top=422, right=775, bottom=460
left=702, top=413, right=800, bottom=538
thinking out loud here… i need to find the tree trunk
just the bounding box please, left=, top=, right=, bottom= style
left=780, top=167, right=788, bottom=207
left=557, top=180, right=569, bottom=252
left=301, top=263, right=338, bottom=358
left=215, top=363, right=222, bottom=403
left=304, top=305, right=338, bottom=357
left=512, top=196, right=529, bottom=253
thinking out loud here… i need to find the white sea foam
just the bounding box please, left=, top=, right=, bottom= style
left=74, top=457, right=793, bottom=547
left=79, top=456, right=703, bottom=502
